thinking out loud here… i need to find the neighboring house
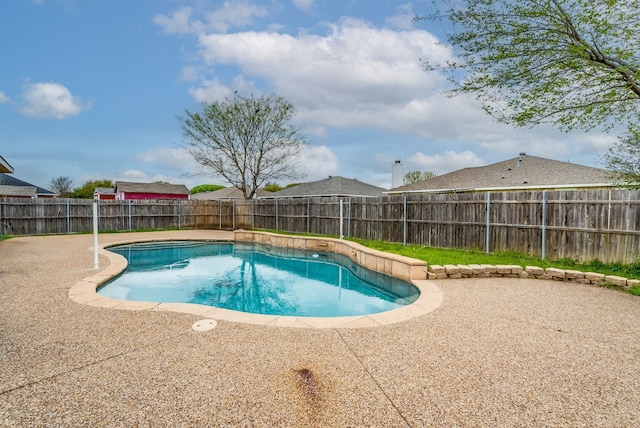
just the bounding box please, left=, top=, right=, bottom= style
left=387, top=153, right=615, bottom=194
left=263, top=176, right=386, bottom=198
left=114, top=181, right=190, bottom=200
left=0, top=155, right=13, bottom=174
left=0, top=174, right=55, bottom=198
left=191, top=187, right=272, bottom=200
left=93, top=187, right=116, bottom=200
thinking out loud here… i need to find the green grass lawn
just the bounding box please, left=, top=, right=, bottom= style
left=347, top=237, right=640, bottom=295
left=258, top=230, right=640, bottom=295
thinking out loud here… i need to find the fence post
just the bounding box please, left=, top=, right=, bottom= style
left=66, top=199, right=71, bottom=234
left=485, top=192, right=491, bottom=253
left=339, top=199, right=344, bottom=239
left=403, top=195, right=407, bottom=246
left=307, top=198, right=310, bottom=233
left=232, top=200, right=236, bottom=230
left=275, top=199, right=279, bottom=231
left=347, top=197, right=352, bottom=238
left=251, top=199, right=255, bottom=230
left=541, top=190, right=547, bottom=259
left=92, top=199, right=99, bottom=269
left=128, top=200, right=132, bottom=231
left=177, top=200, right=181, bottom=229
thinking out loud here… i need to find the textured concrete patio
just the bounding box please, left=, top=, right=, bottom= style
left=1, top=231, right=639, bottom=426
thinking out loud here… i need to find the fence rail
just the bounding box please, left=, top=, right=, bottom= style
left=2, top=188, right=639, bottom=263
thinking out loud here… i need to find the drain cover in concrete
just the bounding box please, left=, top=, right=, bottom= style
left=192, top=319, right=217, bottom=331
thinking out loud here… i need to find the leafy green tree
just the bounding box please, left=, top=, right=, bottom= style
left=603, top=133, right=640, bottom=187
left=262, top=182, right=283, bottom=192
left=49, top=176, right=74, bottom=197
left=190, top=184, right=225, bottom=194
left=70, top=179, right=113, bottom=199
left=416, top=0, right=640, bottom=183
left=403, top=170, right=437, bottom=185
left=179, top=93, right=307, bottom=199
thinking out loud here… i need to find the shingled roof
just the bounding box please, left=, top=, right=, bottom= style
left=0, top=185, right=37, bottom=197
left=114, top=181, right=189, bottom=195
left=388, top=154, right=614, bottom=194
left=191, top=187, right=272, bottom=200
left=0, top=174, right=55, bottom=197
left=264, top=176, right=386, bottom=198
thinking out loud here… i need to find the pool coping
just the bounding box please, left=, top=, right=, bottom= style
left=68, top=231, right=442, bottom=329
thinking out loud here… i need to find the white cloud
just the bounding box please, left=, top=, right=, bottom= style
left=386, top=3, right=416, bottom=30
left=19, top=82, right=91, bottom=119
left=292, top=0, right=314, bottom=12
left=188, top=78, right=232, bottom=103
left=406, top=150, right=486, bottom=175
left=205, top=1, right=269, bottom=33
left=154, top=6, right=196, bottom=35
left=0, top=91, right=9, bottom=104
left=294, top=145, right=338, bottom=181
left=195, top=18, right=451, bottom=129
left=188, top=75, right=256, bottom=103
left=159, top=7, right=611, bottom=178
left=154, top=1, right=269, bottom=35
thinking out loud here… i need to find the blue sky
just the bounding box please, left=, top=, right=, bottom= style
left=0, top=0, right=612, bottom=191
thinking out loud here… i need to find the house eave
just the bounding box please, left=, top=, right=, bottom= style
left=384, top=183, right=617, bottom=195
left=0, top=155, right=14, bottom=174
left=258, top=193, right=383, bottom=199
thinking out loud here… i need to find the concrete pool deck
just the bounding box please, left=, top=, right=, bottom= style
left=1, top=231, right=639, bottom=426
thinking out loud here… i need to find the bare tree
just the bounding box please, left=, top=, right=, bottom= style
left=180, top=93, right=307, bottom=199
left=403, top=170, right=437, bottom=185
left=49, top=176, right=74, bottom=197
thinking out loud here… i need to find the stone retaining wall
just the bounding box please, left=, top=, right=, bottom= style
left=428, top=264, right=640, bottom=289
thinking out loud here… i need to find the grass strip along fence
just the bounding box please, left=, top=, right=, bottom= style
left=1, top=188, right=639, bottom=266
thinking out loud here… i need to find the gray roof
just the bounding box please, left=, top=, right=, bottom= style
left=191, top=187, right=271, bottom=200
left=0, top=185, right=37, bottom=197
left=388, top=154, right=614, bottom=194
left=114, top=181, right=189, bottom=195
left=94, top=187, right=116, bottom=195
left=264, top=176, right=386, bottom=198
left=0, top=174, right=55, bottom=196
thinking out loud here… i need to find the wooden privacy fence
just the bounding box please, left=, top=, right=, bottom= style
left=1, top=188, right=639, bottom=263
left=0, top=199, right=246, bottom=236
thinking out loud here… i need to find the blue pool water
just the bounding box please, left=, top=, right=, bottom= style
left=98, top=240, right=420, bottom=317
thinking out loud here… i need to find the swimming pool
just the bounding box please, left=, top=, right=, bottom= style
left=98, top=240, right=420, bottom=317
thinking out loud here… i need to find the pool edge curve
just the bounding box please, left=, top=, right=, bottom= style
left=69, top=230, right=443, bottom=329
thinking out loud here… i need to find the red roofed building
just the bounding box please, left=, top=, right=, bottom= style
left=113, top=181, right=190, bottom=200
